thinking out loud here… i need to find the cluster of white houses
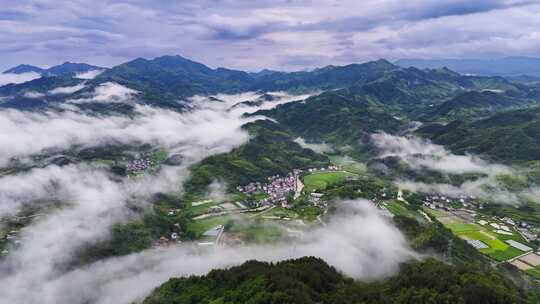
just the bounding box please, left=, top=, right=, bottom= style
left=237, top=169, right=302, bottom=208
left=423, top=194, right=477, bottom=210
left=126, top=155, right=154, bottom=173
left=306, top=165, right=341, bottom=173
left=237, top=166, right=342, bottom=208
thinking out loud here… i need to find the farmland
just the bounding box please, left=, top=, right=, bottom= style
left=303, top=171, right=357, bottom=193
left=426, top=208, right=532, bottom=262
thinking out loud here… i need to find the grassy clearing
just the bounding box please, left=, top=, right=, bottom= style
left=342, top=163, right=368, bottom=175
left=188, top=216, right=235, bottom=237
left=151, top=149, right=169, bottom=163
left=187, top=202, right=217, bottom=216
left=259, top=207, right=298, bottom=219
left=295, top=206, right=323, bottom=221
left=229, top=222, right=284, bottom=244
left=445, top=223, right=481, bottom=234
left=386, top=201, right=423, bottom=221
left=422, top=207, right=447, bottom=218
left=303, top=171, right=355, bottom=193
left=328, top=156, right=368, bottom=175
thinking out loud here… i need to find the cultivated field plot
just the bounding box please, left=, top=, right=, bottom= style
left=303, top=171, right=356, bottom=193
left=520, top=252, right=540, bottom=266
left=428, top=208, right=526, bottom=262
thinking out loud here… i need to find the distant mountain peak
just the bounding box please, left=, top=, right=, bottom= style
left=3, top=62, right=104, bottom=77
left=3, top=64, right=44, bottom=74
left=396, top=57, right=540, bottom=77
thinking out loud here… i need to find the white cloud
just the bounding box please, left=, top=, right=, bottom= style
left=68, top=82, right=138, bottom=103
left=294, top=137, right=334, bottom=153
left=2, top=1, right=537, bottom=71
left=371, top=132, right=510, bottom=175
left=0, top=90, right=413, bottom=304
left=369, top=132, right=540, bottom=204
left=22, top=91, right=45, bottom=98
left=0, top=200, right=415, bottom=304
left=48, top=83, right=86, bottom=95
left=0, top=91, right=313, bottom=166
left=0, top=72, right=41, bottom=86
left=0, top=91, right=326, bottom=304
left=397, top=178, right=521, bottom=204
left=74, top=69, right=104, bottom=79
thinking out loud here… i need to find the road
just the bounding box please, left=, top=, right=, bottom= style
left=294, top=174, right=304, bottom=199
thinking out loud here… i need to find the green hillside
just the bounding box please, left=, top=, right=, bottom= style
left=255, top=89, right=404, bottom=157
left=421, top=90, right=531, bottom=122
left=417, top=107, right=540, bottom=163
left=184, top=120, right=329, bottom=194
left=143, top=256, right=537, bottom=304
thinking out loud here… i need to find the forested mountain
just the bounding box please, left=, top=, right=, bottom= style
left=93, top=56, right=402, bottom=102
left=250, top=59, right=398, bottom=92
left=252, top=66, right=529, bottom=157
left=396, top=57, right=540, bottom=77
left=45, top=62, right=104, bottom=76
left=3, top=62, right=104, bottom=77
left=1, top=54, right=534, bottom=117
left=417, top=107, right=540, bottom=163
left=184, top=120, right=329, bottom=194
left=421, top=90, right=532, bottom=122
left=93, top=55, right=252, bottom=101
left=3, top=64, right=44, bottom=74
left=255, top=89, right=404, bottom=157
left=0, top=76, right=85, bottom=109
left=143, top=256, right=537, bottom=304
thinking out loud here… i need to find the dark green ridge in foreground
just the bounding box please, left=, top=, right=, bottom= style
left=143, top=256, right=538, bottom=304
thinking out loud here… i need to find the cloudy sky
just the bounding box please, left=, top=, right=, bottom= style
left=1, top=0, right=540, bottom=71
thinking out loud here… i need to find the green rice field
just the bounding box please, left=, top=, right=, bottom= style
left=303, top=171, right=356, bottom=193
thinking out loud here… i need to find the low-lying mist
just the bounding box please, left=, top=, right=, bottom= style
left=371, top=132, right=539, bottom=204
left=2, top=90, right=353, bottom=304
left=1, top=200, right=415, bottom=304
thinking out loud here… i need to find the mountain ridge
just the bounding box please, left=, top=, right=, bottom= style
left=3, top=62, right=105, bottom=77
left=396, top=57, right=540, bottom=77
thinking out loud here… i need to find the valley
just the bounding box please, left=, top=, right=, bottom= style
left=2, top=55, right=540, bottom=304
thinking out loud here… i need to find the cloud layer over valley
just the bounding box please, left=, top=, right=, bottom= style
left=0, top=200, right=414, bottom=304
left=0, top=72, right=41, bottom=86
left=371, top=132, right=539, bottom=204
left=3, top=91, right=398, bottom=304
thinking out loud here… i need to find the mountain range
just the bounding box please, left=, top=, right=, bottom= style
left=2, top=54, right=540, bottom=164
left=396, top=57, right=540, bottom=77
left=3, top=62, right=105, bottom=77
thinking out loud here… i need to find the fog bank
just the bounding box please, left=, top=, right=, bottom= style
left=1, top=200, right=415, bottom=304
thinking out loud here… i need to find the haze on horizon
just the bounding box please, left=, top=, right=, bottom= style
left=1, top=0, right=540, bottom=72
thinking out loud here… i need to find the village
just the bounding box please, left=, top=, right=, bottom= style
left=125, top=153, right=156, bottom=174
left=153, top=165, right=344, bottom=248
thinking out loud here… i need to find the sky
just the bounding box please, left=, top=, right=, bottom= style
left=1, top=0, right=540, bottom=71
